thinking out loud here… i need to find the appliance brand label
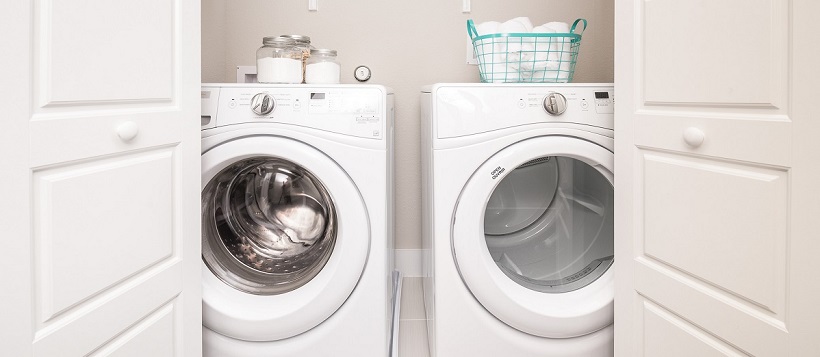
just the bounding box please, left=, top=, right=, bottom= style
left=491, top=166, right=505, bottom=179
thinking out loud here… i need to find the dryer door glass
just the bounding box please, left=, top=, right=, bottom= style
left=483, top=156, right=613, bottom=293
left=202, top=157, right=337, bottom=295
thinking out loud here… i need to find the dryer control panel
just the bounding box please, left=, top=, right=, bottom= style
left=591, top=91, right=614, bottom=114
left=201, top=84, right=388, bottom=140
left=434, top=84, right=614, bottom=139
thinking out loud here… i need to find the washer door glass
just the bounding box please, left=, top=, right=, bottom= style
left=202, top=157, right=337, bottom=295
left=484, top=155, right=614, bottom=294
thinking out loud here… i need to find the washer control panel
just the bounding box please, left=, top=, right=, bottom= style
left=202, top=85, right=386, bottom=140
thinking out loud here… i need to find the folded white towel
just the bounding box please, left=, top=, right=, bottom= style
left=530, top=25, right=558, bottom=71
left=509, top=17, right=534, bottom=32
left=531, top=25, right=554, bottom=34
left=499, top=18, right=528, bottom=34
left=504, top=64, right=522, bottom=82
left=538, top=51, right=572, bottom=82
left=475, top=21, right=500, bottom=37
left=498, top=19, right=528, bottom=74
left=541, top=21, right=570, bottom=34
left=541, top=21, right=572, bottom=81
left=555, top=54, right=572, bottom=82
left=474, top=21, right=503, bottom=82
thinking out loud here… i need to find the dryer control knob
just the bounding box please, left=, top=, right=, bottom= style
left=250, top=93, right=275, bottom=116
left=543, top=92, right=567, bottom=115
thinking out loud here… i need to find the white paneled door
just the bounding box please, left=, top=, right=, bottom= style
left=1, top=0, right=201, bottom=356
left=615, top=0, right=820, bottom=356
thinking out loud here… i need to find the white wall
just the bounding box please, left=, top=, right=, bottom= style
left=202, top=0, right=614, bottom=249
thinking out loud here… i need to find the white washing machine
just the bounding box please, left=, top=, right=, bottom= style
left=200, top=84, right=395, bottom=357
left=421, top=83, right=614, bottom=356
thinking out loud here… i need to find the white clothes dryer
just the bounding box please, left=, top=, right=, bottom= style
left=200, top=84, right=395, bottom=357
left=421, top=83, right=615, bottom=357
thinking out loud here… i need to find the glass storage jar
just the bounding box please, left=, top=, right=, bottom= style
left=305, top=49, right=340, bottom=84
left=279, top=34, right=312, bottom=83
left=256, top=37, right=302, bottom=84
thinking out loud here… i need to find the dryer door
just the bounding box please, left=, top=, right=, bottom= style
left=200, top=135, right=369, bottom=342
left=453, top=135, right=614, bottom=338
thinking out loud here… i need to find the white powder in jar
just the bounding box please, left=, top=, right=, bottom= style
left=305, top=61, right=341, bottom=84
left=257, top=57, right=302, bottom=84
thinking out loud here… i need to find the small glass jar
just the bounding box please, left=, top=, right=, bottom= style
left=279, top=35, right=312, bottom=83
left=305, top=49, right=340, bottom=84
left=256, top=37, right=302, bottom=84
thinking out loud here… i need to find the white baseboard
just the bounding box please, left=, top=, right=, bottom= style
left=395, top=249, right=422, bottom=277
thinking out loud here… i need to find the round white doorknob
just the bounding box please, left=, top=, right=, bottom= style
left=683, top=127, right=705, bottom=147
left=117, top=121, right=139, bottom=141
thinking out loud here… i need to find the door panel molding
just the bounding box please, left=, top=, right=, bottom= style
left=640, top=0, right=789, bottom=108
left=639, top=150, right=788, bottom=313
left=33, top=0, right=176, bottom=107
left=33, top=263, right=182, bottom=355
left=641, top=298, right=752, bottom=357
left=87, top=300, right=178, bottom=357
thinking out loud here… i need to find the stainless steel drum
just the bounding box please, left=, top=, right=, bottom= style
left=202, top=157, right=337, bottom=295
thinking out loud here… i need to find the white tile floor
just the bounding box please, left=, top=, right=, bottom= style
left=398, top=278, right=430, bottom=357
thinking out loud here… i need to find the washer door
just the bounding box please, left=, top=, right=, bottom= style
left=201, top=135, right=369, bottom=342
left=453, top=135, right=614, bottom=338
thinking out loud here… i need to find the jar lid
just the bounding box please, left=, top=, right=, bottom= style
left=310, top=49, right=337, bottom=56
left=279, top=34, right=311, bottom=44
left=262, top=36, right=296, bottom=45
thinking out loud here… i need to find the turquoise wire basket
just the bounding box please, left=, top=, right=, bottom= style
left=468, top=18, right=587, bottom=83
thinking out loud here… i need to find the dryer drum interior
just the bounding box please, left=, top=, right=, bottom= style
left=201, top=156, right=338, bottom=295
left=483, top=155, right=614, bottom=294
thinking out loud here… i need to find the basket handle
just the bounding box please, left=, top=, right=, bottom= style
left=570, top=18, right=588, bottom=35
left=467, top=19, right=479, bottom=40
left=469, top=18, right=585, bottom=37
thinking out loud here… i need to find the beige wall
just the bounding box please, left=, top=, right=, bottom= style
left=202, top=0, right=614, bottom=249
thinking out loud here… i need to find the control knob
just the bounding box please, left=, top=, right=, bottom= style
left=543, top=92, right=567, bottom=115
left=250, top=93, right=275, bottom=115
